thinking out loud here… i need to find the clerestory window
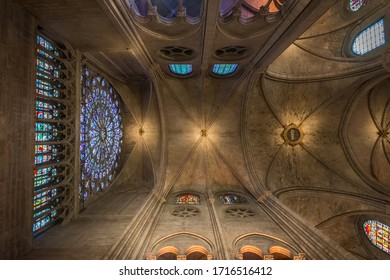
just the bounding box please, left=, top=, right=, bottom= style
left=352, top=19, right=386, bottom=55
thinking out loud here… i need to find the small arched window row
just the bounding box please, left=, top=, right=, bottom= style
left=168, top=64, right=239, bottom=77
left=129, top=0, right=204, bottom=20
left=173, top=193, right=248, bottom=205
left=352, top=18, right=386, bottom=56
left=238, top=245, right=306, bottom=260
left=150, top=245, right=212, bottom=260
left=364, top=220, right=390, bottom=255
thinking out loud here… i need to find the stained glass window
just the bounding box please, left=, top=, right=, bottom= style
left=80, top=66, right=123, bottom=201
left=352, top=19, right=386, bottom=55
left=131, top=0, right=203, bottom=19
left=213, top=64, right=238, bottom=75
left=175, top=194, right=200, bottom=204
left=219, top=0, right=284, bottom=20
left=33, top=35, right=70, bottom=233
left=220, top=193, right=246, bottom=205
left=350, top=0, right=368, bottom=12
left=169, top=64, right=193, bottom=75
left=363, top=220, right=390, bottom=254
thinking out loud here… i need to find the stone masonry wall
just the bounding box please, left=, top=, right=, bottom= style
left=0, top=0, right=35, bottom=259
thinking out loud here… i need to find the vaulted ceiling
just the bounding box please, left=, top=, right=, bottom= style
left=17, top=0, right=390, bottom=259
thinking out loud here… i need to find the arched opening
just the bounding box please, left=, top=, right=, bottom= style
left=240, top=245, right=263, bottom=260
left=186, top=245, right=208, bottom=260
left=364, top=220, right=390, bottom=255
left=156, top=246, right=179, bottom=260
left=269, top=246, right=293, bottom=260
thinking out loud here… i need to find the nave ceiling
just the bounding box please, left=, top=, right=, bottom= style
left=14, top=0, right=390, bottom=259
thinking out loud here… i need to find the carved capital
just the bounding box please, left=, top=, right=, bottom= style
left=294, top=253, right=307, bottom=260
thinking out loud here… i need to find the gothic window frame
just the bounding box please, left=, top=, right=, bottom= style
left=80, top=65, right=124, bottom=202
left=344, top=15, right=389, bottom=58
left=352, top=18, right=386, bottom=56
left=129, top=0, right=204, bottom=21
left=212, top=63, right=239, bottom=77
left=363, top=220, right=390, bottom=255
left=349, top=0, right=369, bottom=12
left=174, top=193, right=200, bottom=205
left=168, top=64, right=193, bottom=76
left=220, top=193, right=247, bottom=205
left=339, top=0, right=384, bottom=21
left=33, top=32, right=76, bottom=234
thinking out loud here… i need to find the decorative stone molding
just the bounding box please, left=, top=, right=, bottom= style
left=170, top=206, right=200, bottom=218
left=263, top=255, right=274, bottom=260
left=214, top=46, right=249, bottom=59
left=382, top=47, right=390, bottom=73
left=294, top=253, right=307, bottom=260
left=386, top=205, right=390, bottom=215
left=257, top=192, right=272, bottom=203
left=158, top=46, right=194, bottom=61
left=226, top=208, right=255, bottom=218
left=282, top=124, right=304, bottom=146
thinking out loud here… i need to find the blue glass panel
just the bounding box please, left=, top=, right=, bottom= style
left=169, top=64, right=193, bottom=75
left=352, top=19, right=386, bottom=55
left=212, top=64, right=238, bottom=75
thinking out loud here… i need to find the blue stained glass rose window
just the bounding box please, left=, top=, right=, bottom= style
left=80, top=67, right=123, bottom=200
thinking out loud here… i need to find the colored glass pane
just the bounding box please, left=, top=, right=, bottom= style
left=220, top=193, right=246, bottom=205
left=33, top=35, right=67, bottom=234
left=352, top=19, right=386, bottom=55
left=80, top=67, right=123, bottom=200
left=364, top=220, right=390, bottom=254
left=169, top=64, right=193, bottom=75
left=212, top=64, right=238, bottom=75
left=133, top=0, right=203, bottom=18
left=220, top=0, right=283, bottom=20
left=175, top=194, right=200, bottom=204
left=350, top=0, right=367, bottom=11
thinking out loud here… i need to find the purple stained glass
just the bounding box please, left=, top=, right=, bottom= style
left=350, top=0, right=367, bottom=12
